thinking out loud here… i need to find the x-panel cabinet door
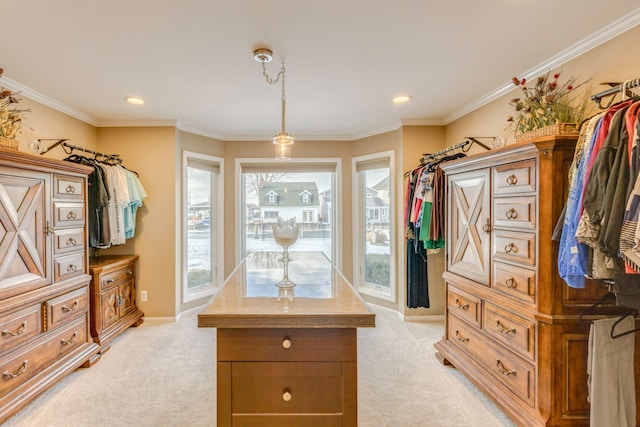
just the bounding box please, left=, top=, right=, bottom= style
left=447, top=168, right=491, bottom=286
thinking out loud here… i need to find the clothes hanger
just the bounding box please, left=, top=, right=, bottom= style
left=610, top=308, right=639, bottom=339
left=577, top=288, right=616, bottom=325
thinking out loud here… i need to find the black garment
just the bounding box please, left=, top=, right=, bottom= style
left=406, top=237, right=429, bottom=308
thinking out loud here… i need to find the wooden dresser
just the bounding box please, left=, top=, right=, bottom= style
left=434, top=136, right=640, bottom=426
left=0, top=149, right=99, bottom=423
left=198, top=251, right=375, bottom=426
left=88, top=255, right=144, bottom=355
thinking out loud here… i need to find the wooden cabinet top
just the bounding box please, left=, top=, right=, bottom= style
left=89, top=254, right=139, bottom=272
left=198, top=252, right=376, bottom=329
left=0, top=147, right=93, bottom=176
left=440, top=135, right=578, bottom=173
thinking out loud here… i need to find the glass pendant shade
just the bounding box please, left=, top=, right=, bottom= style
left=274, top=136, right=293, bottom=160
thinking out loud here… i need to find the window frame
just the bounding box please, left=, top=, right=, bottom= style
left=181, top=151, right=224, bottom=304
left=352, top=150, right=396, bottom=302
left=236, top=158, right=342, bottom=268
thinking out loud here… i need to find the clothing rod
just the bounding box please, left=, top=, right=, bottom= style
left=61, top=142, right=120, bottom=160
left=421, top=140, right=470, bottom=161
left=591, top=78, right=640, bottom=102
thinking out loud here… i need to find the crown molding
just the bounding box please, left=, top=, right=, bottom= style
left=400, top=118, right=445, bottom=126
left=1, top=76, right=98, bottom=126
left=98, top=119, right=178, bottom=128
left=444, top=6, right=640, bottom=124
left=175, top=122, right=225, bottom=140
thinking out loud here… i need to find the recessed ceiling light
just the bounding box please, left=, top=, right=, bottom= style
left=393, top=95, right=412, bottom=104
left=125, top=96, right=144, bottom=105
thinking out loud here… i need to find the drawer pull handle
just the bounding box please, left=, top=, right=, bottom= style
left=496, top=320, right=516, bottom=335
left=62, top=301, right=79, bottom=312
left=496, top=359, right=517, bottom=376
left=66, top=211, right=77, bottom=220
left=106, top=278, right=114, bottom=284
left=454, top=330, right=469, bottom=343
left=3, top=360, right=28, bottom=379
left=505, top=278, right=517, bottom=289
left=482, top=218, right=491, bottom=233
left=505, top=208, right=518, bottom=220
left=61, top=332, right=78, bottom=346
left=2, top=321, right=27, bottom=337
left=506, top=174, right=518, bottom=186
left=66, top=264, right=78, bottom=273
left=66, top=237, right=77, bottom=246
left=282, top=338, right=292, bottom=349
left=504, top=243, right=518, bottom=254
left=65, top=185, right=76, bottom=194
left=454, top=298, right=469, bottom=310
left=282, top=390, right=292, bottom=402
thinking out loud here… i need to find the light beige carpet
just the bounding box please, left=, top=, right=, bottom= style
left=4, top=306, right=515, bottom=426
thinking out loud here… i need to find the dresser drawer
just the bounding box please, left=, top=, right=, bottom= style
left=447, top=285, right=481, bottom=328
left=0, top=316, right=87, bottom=398
left=493, top=230, right=536, bottom=266
left=54, top=253, right=85, bottom=282
left=231, top=362, right=343, bottom=414
left=492, top=261, right=536, bottom=304
left=483, top=302, right=536, bottom=360
left=493, top=196, right=536, bottom=231
left=53, top=202, right=84, bottom=227
left=493, top=159, right=536, bottom=195
left=54, top=228, right=85, bottom=255
left=43, top=287, right=88, bottom=331
left=447, top=315, right=535, bottom=407
left=0, top=305, right=42, bottom=356
left=99, top=266, right=135, bottom=290
left=217, top=328, right=356, bottom=362
left=53, top=174, right=84, bottom=200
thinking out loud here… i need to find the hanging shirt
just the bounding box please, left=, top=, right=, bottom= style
left=558, top=114, right=602, bottom=288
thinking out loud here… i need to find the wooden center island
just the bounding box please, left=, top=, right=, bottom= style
left=198, top=251, right=376, bottom=427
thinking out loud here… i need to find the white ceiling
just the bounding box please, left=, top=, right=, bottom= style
left=1, top=1, right=639, bottom=141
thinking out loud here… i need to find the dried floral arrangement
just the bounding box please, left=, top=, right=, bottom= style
left=0, top=68, right=29, bottom=140
left=507, top=71, right=590, bottom=135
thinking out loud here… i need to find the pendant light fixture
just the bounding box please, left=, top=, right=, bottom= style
left=254, top=48, right=294, bottom=160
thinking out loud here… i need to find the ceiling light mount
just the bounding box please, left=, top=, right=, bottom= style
left=253, top=48, right=273, bottom=63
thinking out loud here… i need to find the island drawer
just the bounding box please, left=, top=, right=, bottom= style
left=231, top=362, right=343, bottom=414
left=217, top=328, right=356, bottom=362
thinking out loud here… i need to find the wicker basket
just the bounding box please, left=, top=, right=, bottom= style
left=0, top=136, right=19, bottom=151
left=515, top=123, right=579, bottom=143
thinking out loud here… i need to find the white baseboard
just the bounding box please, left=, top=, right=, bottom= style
left=398, top=313, right=445, bottom=323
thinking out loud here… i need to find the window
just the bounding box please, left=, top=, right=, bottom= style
left=302, top=210, right=314, bottom=223
left=264, top=210, right=279, bottom=220
left=237, top=159, right=340, bottom=264
left=267, top=193, right=277, bottom=204
left=353, top=151, right=395, bottom=301
left=183, top=152, right=224, bottom=303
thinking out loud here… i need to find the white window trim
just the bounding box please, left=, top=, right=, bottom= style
left=235, top=157, right=342, bottom=269
left=352, top=150, right=396, bottom=303
left=182, top=151, right=224, bottom=304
